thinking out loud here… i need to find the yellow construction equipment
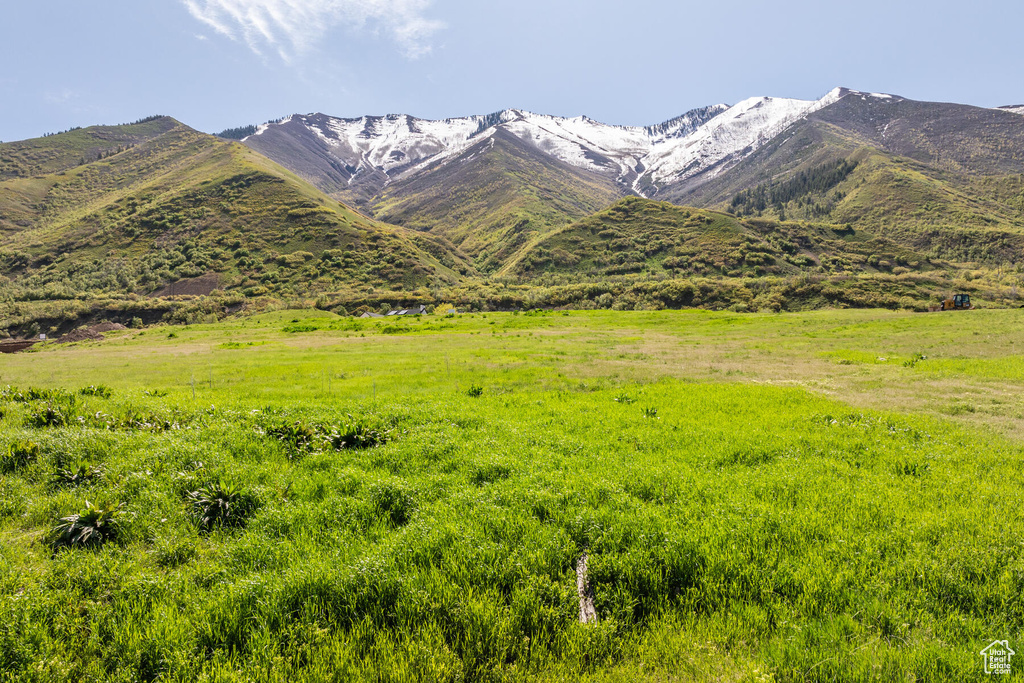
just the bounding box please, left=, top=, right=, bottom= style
left=938, top=293, right=973, bottom=310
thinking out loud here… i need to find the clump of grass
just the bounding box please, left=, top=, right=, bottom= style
left=79, top=385, right=112, bottom=398
left=330, top=420, right=389, bottom=450
left=467, top=385, right=483, bottom=397
left=50, top=501, right=122, bottom=550
left=266, top=421, right=317, bottom=455
left=368, top=483, right=416, bottom=527
left=51, top=464, right=104, bottom=489
left=894, top=461, right=930, bottom=477
left=614, top=392, right=634, bottom=405
left=154, top=534, right=197, bottom=568
left=1, top=440, right=40, bottom=473
left=27, top=404, right=68, bottom=428
left=187, top=481, right=259, bottom=532
left=469, top=462, right=511, bottom=485
left=903, top=352, right=927, bottom=368
left=144, top=389, right=169, bottom=397
left=944, top=402, right=976, bottom=415
left=642, top=407, right=659, bottom=419
left=15, top=387, right=61, bottom=402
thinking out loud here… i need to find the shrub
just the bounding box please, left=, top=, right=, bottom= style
left=467, top=385, right=483, bottom=397
left=187, top=481, right=258, bottom=531
left=50, top=501, right=122, bottom=550
left=1, top=440, right=40, bottom=472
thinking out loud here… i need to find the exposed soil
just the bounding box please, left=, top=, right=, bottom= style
left=0, top=340, right=39, bottom=354
left=58, top=322, right=127, bottom=344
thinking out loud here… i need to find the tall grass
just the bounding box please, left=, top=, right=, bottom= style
left=2, top=309, right=1024, bottom=680
left=1, top=373, right=1021, bottom=681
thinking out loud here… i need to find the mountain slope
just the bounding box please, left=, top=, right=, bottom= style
left=661, top=93, right=1024, bottom=262
left=238, top=105, right=734, bottom=201
left=0, top=119, right=470, bottom=301
left=369, top=128, right=625, bottom=270
left=508, top=196, right=934, bottom=282
left=236, top=93, right=854, bottom=272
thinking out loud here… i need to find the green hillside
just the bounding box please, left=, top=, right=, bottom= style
left=0, top=119, right=471, bottom=304
left=509, top=196, right=934, bottom=280
left=370, top=129, right=624, bottom=272
left=663, top=97, right=1024, bottom=265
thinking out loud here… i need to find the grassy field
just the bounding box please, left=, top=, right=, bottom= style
left=2, top=308, right=1023, bottom=681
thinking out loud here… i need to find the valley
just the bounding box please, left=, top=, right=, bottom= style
left=2, top=87, right=1022, bottom=342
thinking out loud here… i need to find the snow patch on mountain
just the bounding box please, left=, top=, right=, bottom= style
left=243, top=115, right=293, bottom=142
left=641, top=88, right=846, bottom=188
left=996, top=105, right=1024, bottom=116
left=248, top=87, right=851, bottom=196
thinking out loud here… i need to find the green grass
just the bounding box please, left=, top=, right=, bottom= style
left=1, top=308, right=1023, bottom=681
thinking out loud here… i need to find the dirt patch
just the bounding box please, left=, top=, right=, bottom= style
left=58, top=323, right=127, bottom=344
left=0, top=340, right=38, bottom=354
left=150, top=273, right=220, bottom=298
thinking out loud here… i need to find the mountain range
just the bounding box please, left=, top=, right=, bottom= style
left=1, top=86, right=1023, bottom=327
left=237, top=87, right=1024, bottom=270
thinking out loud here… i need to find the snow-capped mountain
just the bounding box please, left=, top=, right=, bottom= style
left=240, top=87, right=848, bottom=198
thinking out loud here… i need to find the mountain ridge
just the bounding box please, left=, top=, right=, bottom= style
left=236, top=90, right=849, bottom=199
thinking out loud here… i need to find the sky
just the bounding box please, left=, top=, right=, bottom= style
left=2, top=0, right=1023, bottom=142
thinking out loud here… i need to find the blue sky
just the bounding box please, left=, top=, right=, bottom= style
left=2, top=0, right=1022, bottom=142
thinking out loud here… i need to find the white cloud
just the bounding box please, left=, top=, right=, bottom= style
left=182, top=0, right=444, bottom=61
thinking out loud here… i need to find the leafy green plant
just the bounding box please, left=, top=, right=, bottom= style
left=50, top=501, right=122, bottom=550
left=266, top=421, right=317, bottom=454
left=903, top=352, right=927, bottom=368
left=1, top=440, right=40, bottom=472
left=467, top=385, right=484, bottom=397
left=51, top=464, right=104, bottom=489
left=25, top=387, right=56, bottom=401
left=79, top=385, right=112, bottom=398
left=642, top=407, right=659, bottom=419
left=329, top=420, right=389, bottom=450
left=187, top=481, right=258, bottom=531
left=26, top=402, right=73, bottom=428
left=614, top=392, right=634, bottom=405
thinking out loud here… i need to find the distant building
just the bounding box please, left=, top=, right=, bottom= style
left=359, top=311, right=385, bottom=318
left=385, top=305, right=427, bottom=316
